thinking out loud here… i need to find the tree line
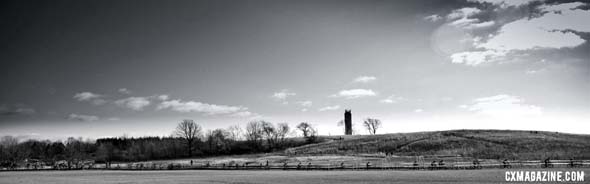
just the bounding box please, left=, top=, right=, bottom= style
left=0, top=120, right=325, bottom=168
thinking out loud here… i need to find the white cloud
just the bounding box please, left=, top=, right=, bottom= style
left=424, top=14, right=442, bottom=22
left=156, top=94, right=169, bottom=101
left=318, top=105, right=341, bottom=112
left=380, top=95, right=406, bottom=104
left=73, top=92, right=106, bottom=105
left=301, top=108, right=308, bottom=112
left=115, top=97, right=151, bottom=111
left=450, top=50, right=507, bottom=66
left=73, top=92, right=102, bottom=101
left=330, top=89, right=377, bottom=99
left=157, top=99, right=247, bottom=115
left=414, top=109, right=424, bottom=113
left=296, top=101, right=313, bottom=107
left=445, top=7, right=496, bottom=30
left=467, top=0, right=539, bottom=7
left=447, top=7, right=482, bottom=20
left=448, top=2, right=590, bottom=66
left=67, top=113, right=99, bottom=122
left=272, top=90, right=296, bottom=100
left=235, top=112, right=263, bottom=119
left=231, top=111, right=256, bottom=117
left=449, top=17, right=479, bottom=27
left=107, top=117, right=121, bottom=121
left=461, top=94, right=542, bottom=117
left=464, top=21, right=495, bottom=29
left=271, top=90, right=296, bottom=104
left=118, top=88, right=131, bottom=94
left=541, top=2, right=585, bottom=13
left=479, top=15, right=587, bottom=51
left=353, top=76, right=377, bottom=83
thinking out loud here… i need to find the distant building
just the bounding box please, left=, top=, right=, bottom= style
left=344, top=110, right=352, bottom=135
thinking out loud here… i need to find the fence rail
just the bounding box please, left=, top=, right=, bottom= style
left=2, top=160, right=590, bottom=172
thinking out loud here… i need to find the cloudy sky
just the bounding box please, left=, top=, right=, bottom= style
left=1, top=0, right=589, bottom=140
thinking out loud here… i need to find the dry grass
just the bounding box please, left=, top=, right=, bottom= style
left=286, top=130, right=590, bottom=160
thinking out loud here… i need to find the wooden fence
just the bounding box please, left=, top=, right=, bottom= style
left=2, top=160, right=589, bottom=171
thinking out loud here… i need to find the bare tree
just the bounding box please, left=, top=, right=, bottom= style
left=227, top=125, right=243, bottom=141
left=296, top=122, right=313, bottom=137
left=261, top=121, right=276, bottom=150
left=275, top=123, right=290, bottom=147
left=245, top=121, right=265, bottom=149
left=174, top=119, right=202, bottom=156
left=363, top=118, right=382, bottom=135
left=297, top=122, right=318, bottom=143
left=206, top=129, right=230, bottom=154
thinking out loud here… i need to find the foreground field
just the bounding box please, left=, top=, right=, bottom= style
left=1, top=168, right=587, bottom=184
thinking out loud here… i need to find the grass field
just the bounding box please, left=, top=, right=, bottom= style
left=1, top=168, right=587, bottom=184
left=288, top=129, right=590, bottom=160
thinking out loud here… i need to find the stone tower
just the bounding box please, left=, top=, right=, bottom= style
left=344, top=109, right=352, bottom=135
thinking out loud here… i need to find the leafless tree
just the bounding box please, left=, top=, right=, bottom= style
left=363, top=118, right=382, bottom=135
left=227, top=125, right=243, bottom=141
left=245, top=121, right=265, bottom=149
left=296, top=122, right=313, bottom=137
left=297, top=122, right=318, bottom=143
left=261, top=121, right=276, bottom=150
left=275, top=123, right=290, bottom=147
left=174, top=119, right=202, bottom=156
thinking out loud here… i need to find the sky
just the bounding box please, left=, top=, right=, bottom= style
left=1, top=0, right=589, bottom=140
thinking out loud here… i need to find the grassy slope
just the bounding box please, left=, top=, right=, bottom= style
left=285, top=129, right=590, bottom=160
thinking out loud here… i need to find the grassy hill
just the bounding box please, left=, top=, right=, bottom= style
left=285, top=129, right=590, bottom=160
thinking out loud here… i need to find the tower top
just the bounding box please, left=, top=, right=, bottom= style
left=345, top=109, right=351, bottom=113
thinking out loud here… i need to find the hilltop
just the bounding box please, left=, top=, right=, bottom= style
left=285, top=129, right=590, bottom=160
